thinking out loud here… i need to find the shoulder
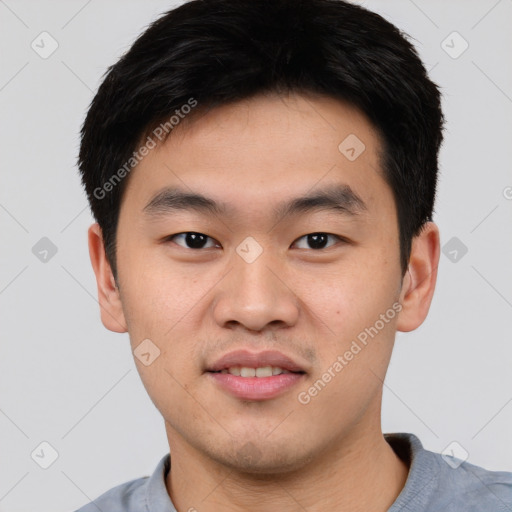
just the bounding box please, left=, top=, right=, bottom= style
left=386, top=433, right=512, bottom=511
left=432, top=454, right=512, bottom=510
left=74, top=475, right=149, bottom=512
left=73, top=453, right=171, bottom=512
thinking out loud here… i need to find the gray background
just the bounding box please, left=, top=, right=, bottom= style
left=1, top=1, right=511, bottom=511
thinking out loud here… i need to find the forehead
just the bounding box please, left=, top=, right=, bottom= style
left=121, top=93, right=392, bottom=221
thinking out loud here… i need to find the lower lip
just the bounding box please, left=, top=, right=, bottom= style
left=207, top=372, right=305, bottom=401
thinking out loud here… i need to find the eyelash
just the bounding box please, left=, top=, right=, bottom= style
left=164, top=232, right=347, bottom=251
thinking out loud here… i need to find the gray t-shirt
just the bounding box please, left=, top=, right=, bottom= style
left=74, top=432, right=512, bottom=511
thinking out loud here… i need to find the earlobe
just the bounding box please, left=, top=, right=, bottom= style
left=396, top=222, right=440, bottom=333
left=88, top=223, right=128, bottom=333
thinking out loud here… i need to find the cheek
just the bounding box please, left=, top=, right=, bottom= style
left=293, top=262, right=400, bottom=407
left=293, top=256, right=396, bottom=330
left=118, top=248, right=198, bottom=332
left=292, top=271, right=399, bottom=425
left=118, top=257, right=214, bottom=381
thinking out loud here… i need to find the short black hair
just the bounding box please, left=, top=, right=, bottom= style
left=78, top=0, right=444, bottom=282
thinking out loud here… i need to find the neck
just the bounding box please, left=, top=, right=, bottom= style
left=165, top=419, right=409, bottom=512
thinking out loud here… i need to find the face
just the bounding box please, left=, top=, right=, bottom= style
left=90, top=92, right=438, bottom=474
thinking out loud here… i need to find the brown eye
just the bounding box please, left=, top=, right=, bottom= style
left=293, top=233, right=342, bottom=250
left=167, top=232, right=219, bottom=249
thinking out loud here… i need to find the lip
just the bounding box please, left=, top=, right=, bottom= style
left=205, top=349, right=307, bottom=373
left=207, top=372, right=305, bottom=401
left=205, top=349, right=308, bottom=401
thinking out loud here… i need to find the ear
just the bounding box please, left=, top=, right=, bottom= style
left=88, top=223, right=128, bottom=333
left=396, top=222, right=440, bottom=332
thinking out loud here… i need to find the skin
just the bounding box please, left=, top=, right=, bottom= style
left=89, top=92, right=440, bottom=512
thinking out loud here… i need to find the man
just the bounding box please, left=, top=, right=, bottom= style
left=75, top=0, right=512, bottom=510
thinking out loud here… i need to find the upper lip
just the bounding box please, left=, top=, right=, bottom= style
left=206, top=349, right=307, bottom=373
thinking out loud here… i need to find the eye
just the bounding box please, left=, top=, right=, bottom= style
left=292, top=232, right=344, bottom=250
left=166, top=232, right=220, bottom=250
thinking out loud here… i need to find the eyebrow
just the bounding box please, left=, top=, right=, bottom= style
left=142, top=184, right=368, bottom=222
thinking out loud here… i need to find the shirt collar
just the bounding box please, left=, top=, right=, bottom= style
left=143, top=432, right=436, bottom=512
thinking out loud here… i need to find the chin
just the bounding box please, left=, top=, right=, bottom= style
left=211, top=441, right=316, bottom=476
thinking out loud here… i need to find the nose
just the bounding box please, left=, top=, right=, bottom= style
left=211, top=245, right=300, bottom=333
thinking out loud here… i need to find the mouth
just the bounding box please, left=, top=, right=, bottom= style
left=208, top=366, right=306, bottom=377
left=205, top=349, right=307, bottom=401
left=205, top=349, right=307, bottom=374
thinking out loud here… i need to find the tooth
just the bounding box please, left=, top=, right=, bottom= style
left=240, top=367, right=256, bottom=377
left=256, top=366, right=273, bottom=377
left=222, top=366, right=294, bottom=377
